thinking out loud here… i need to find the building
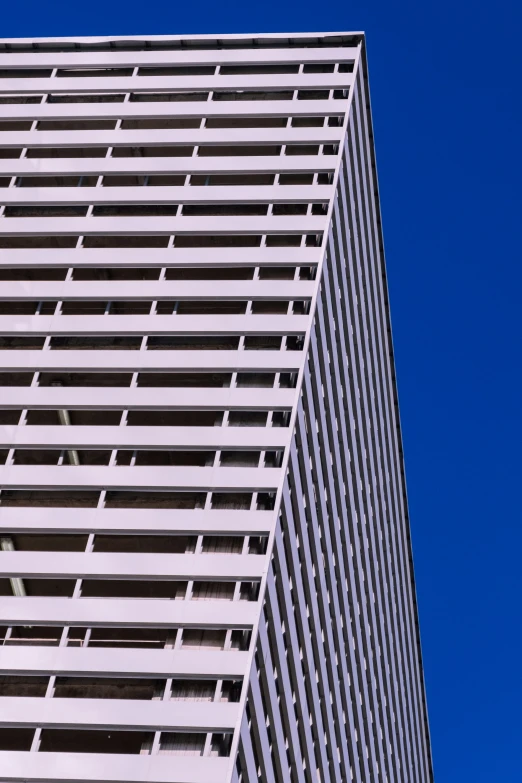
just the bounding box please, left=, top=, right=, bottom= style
left=0, top=32, right=433, bottom=783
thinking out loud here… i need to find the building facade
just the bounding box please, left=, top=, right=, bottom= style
left=0, top=32, right=433, bottom=783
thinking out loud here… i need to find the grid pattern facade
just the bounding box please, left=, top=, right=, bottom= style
left=0, top=32, right=432, bottom=783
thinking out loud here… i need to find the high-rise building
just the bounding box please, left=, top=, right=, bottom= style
left=0, top=32, right=432, bottom=783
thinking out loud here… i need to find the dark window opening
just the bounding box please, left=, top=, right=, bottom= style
left=201, top=536, right=244, bottom=554
left=0, top=490, right=99, bottom=508
left=102, top=174, right=185, bottom=187
left=181, top=204, right=267, bottom=216
left=132, top=450, right=215, bottom=467
left=93, top=534, right=197, bottom=554
left=219, top=64, right=299, bottom=75
left=265, top=235, right=302, bottom=247
left=167, top=300, right=246, bottom=315
left=121, top=118, right=200, bottom=130
left=0, top=372, right=33, bottom=386
left=138, top=66, right=215, bottom=76
left=258, top=266, right=295, bottom=279
left=111, top=146, right=193, bottom=158
left=174, top=235, right=261, bottom=248
left=109, top=301, right=153, bottom=315
left=147, top=336, right=240, bottom=351
left=1, top=579, right=76, bottom=597
left=104, top=491, right=205, bottom=509
left=0, top=728, right=35, bottom=751
left=25, top=409, right=121, bottom=426
left=312, top=202, right=328, bottom=215
left=243, top=335, right=282, bottom=351
left=227, top=411, right=268, bottom=427
left=220, top=681, right=243, bottom=703
left=72, top=267, right=160, bottom=280
left=53, top=677, right=165, bottom=700
left=0, top=148, right=22, bottom=158
left=248, top=536, right=269, bottom=555
left=0, top=95, right=44, bottom=105
left=272, top=203, right=308, bottom=215
left=81, top=580, right=188, bottom=600
left=0, top=120, right=33, bottom=131
left=292, top=300, right=310, bottom=314
left=302, top=63, right=335, bottom=73
left=165, top=266, right=254, bottom=280
left=0, top=237, right=78, bottom=249
left=264, top=450, right=284, bottom=467
left=0, top=300, right=55, bottom=315
left=39, top=372, right=133, bottom=387
left=285, top=144, right=319, bottom=156
left=317, top=172, right=333, bottom=184
left=130, top=92, right=209, bottom=103
left=198, top=145, right=281, bottom=157
left=0, top=68, right=53, bottom=79
left=251, top=300, right=290, bottom=314
left=239, top=582, right=261, bottom=601
left=2, top=625, right=62, bottom=646
left=39, top=728, right=154, bottom=755
left=147, top=175, right=187, bottom=186
left=220, top=451, right=260, bottom=468
left=37, top=119, right=117, bottom=131
left=279, top=173, right=314, bottom=185
left=158, top=732, right=203, bottom=756
left=297, top=89, right=330, bottom=100
left=85, top=627, right=172, bottom=649
left=92, top=205, right=178, bottom=217
left=26, top=147, right=109, bottom=159
left=291, top=116, right=325, bottom=127
left=125, top=410, right=222, bottom=427
left=191, top=581, right=235, bottom=601
left=60, top=300, right=108, bottom=315
left=82, top=236, right=169, bottom=248
left=0, top=533, right=88, bottom=551
left=137, top=372, right=231, bottom=388
left=0, top=411, right=22, bottom=424
left=181, top=629, right=227, bottom=649
left=190, top=174, right=274, bottom=187
left=0, top=675, right=49, bottom=697
left=211, top=493, right=252, bottom=510
left=170, top=680, right=216, bottom=701
left=0, top=267, right=67, bottom=280
left=286, top=335, right=305, bottom=351
left=230, top=629, right=252, bottom=650
left=279, top=372, right=298, bottom=388
left=48, top=93, right=126, bottom=104
left=272, top=411, right=291, bottom=427
left=236, top=372, right=275, bottom=388
left=205, top=117, right=287, bottom=129
left=213, top=90, right=293, bottom=102
left=0, top=335, right=45, bottom=351
left=49, top=336, right=142, bottom=350
left=55, top=68, right=134, bottom=78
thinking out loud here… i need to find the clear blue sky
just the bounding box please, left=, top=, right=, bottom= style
left=2, top=1, right=521, bottom=779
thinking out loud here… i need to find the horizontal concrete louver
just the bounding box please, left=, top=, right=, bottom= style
left=0, top=31, right=432, bottom=783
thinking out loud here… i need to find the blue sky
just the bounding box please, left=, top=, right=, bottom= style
left=2, top=1, right=521, bottom=779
